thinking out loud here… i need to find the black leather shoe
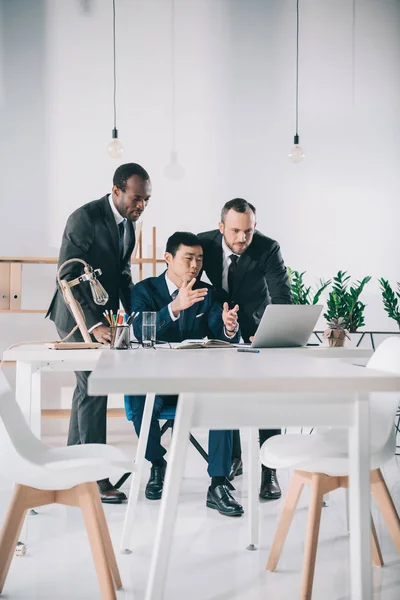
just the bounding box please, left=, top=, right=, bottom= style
left=259, top=468, right=281, bottom=501
left=97, top=479, right=127, bottom=504
left=228, top=458, right=243, bottom=481
left=145, top=461, right=167, bottom=500
left=206, top=484, right=244, bottom=517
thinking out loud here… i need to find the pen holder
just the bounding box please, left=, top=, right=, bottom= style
left=110, top=325, right=130, bottom=350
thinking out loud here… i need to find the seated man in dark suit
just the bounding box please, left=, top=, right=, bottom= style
left=124, top=231, right=243, bottom=517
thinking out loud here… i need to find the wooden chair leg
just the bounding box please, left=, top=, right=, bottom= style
left=77, top=483, right=116, bottom=600
left=92, top=485, right=123, bottom=590
left=371, top=513, right=384, bottom=567
left=300, top=473, right=325, bottom=600
left=371, top=468, right=400, bottom=555
left=0, top=485, right=29, bottom=593
left=266, top=472, right=305, bottom=571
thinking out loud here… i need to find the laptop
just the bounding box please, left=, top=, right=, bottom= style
left=251, top=304, right=323, bottom=348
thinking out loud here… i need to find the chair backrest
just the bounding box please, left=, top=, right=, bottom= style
left=0, top=372, right=46, bottom=467
left=366, top=337, right=400, bottom=457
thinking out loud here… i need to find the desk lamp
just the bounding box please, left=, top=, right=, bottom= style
left=50, top=258, right=109, bottom=350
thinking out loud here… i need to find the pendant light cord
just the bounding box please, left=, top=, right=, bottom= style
left=295, top=0, right=299, bottom=136
left=171, top=0, right=176, bottom=151
left=112, top=0, right=117, bottom=131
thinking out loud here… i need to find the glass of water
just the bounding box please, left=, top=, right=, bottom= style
left=142, top=312, right=156, bottom=348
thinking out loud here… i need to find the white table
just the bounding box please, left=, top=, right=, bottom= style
left=2, top=344, right=372, bottom=438
left=88, top=347, right=397, bottom=600
left=2, top=345, right=104, bottom=437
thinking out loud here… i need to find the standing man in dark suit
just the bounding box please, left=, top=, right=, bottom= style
left=46, top=162, right=151, bottom=503
left=124, top=231, right=244, bottom=517
left=198, top=198, right=292, bottom=501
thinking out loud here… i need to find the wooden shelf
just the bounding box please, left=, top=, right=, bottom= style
left=42, top=408, right=125, bottom=419
left=0, top=226, right=163, bottom=313
left=0, top=309, right=47, bottom=314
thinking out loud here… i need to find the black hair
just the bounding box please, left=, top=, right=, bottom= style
left=165, top=232, right=203, bottom=257
left=221, top=198, right=256, bottom=222
left=113, top=163, right=150, bottom=192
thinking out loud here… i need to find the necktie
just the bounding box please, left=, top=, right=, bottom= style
left=228, top=254, right=239, bottom=295
left=118, top=220, right=125, bottom=261
left=171, top=289, right=179, bottom=300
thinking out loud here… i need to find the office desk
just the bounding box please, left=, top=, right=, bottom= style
left=2, top=345, right=103, bottom=437
left=2, top=344, right=372, bottom=438
left=88, top=346, right=396, bottom=600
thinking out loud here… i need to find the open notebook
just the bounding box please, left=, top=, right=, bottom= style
left=177, top=339, right=236, bottom=350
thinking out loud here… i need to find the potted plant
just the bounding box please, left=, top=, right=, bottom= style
left=323, top=271, right=371, bottom=342
left=379, top=278, right=400, bottom=329
left=323, top=317, right=350, bottom=347
left=287, top=268, right=331, bottom=305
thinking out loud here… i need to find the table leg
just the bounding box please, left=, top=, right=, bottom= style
left=15, top=361, right=41, bottom=438
left=145, top=393, right=195, bottom=600
left=120, top=393, right=156, bottom=553
left=247, top=427, right=259, bottom=550
left=348, top=393, right=372, bottom=600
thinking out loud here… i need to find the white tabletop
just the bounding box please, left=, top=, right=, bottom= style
left=88, top=347, right=398, bottom=395
left=2, top=345, right=104, bottom=363
left=2, top=344, right=372, bottom=364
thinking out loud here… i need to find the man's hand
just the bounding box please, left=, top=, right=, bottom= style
left=222, top=302, right=239, bottom=334
left=92, top=324, right=112, bottom=345
left=171, top=278, right=208, bottom=316
left=249, top=336, right=255, bottom=343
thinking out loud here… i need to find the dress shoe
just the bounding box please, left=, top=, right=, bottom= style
left=259, top=468, right=281, bottom=501
left=228, top=458, right=243, bottom=481
left=145, top=460, right=167, bottom=500
left=97, top=479, right=127, bottom=504
left=206, top=484, right=244, bottom=517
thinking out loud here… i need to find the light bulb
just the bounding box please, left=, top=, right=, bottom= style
left=108, top=128, right=124, bottom=159
left=89, top=278, right=109, bottom=306
left=164, top=150, right=185, bottom=180
left=288, top=134, right=305, bottom=163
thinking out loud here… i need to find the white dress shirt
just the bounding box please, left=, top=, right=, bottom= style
left=89, top=195, right=125, bottom=333
left=221, top=236, right=240, bottom=293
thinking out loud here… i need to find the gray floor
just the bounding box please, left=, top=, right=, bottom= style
left=1, top=430, right=400, bottom=599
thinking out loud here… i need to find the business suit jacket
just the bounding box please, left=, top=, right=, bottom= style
left=46, top=195, right=135, bottom=334
left=131, top=272, right=241, bottom=344
left=198, top=229, right=292, bottom=342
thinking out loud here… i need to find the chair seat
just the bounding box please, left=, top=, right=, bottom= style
left=14, top=444, right=132, bottom=491
left=159, top=406, right=176, bottom=421
left=260, top=428, right=394, bottom=476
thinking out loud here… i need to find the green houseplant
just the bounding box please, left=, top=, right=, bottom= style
left=323, top=271, right=371, bottom=334
left=287, top=268, right=331, bottom=305
left=379, top=279, right=400, bottom=329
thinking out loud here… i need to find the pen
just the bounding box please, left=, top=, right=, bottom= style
left=237, top=348, right=260, bottom=353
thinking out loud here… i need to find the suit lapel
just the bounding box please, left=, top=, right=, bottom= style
left=102, top=196, right=120, bottom=261
left=210, top=232, right=223, bottom=288
left=154, top=272, right=175, bottom=307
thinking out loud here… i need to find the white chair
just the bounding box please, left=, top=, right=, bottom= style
left=260, top=337, right=400, bottom=600
left=0, top=372, right=133, bottom=600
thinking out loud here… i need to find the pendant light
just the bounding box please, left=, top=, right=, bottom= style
left=107, top=0, right=123, bottom=159
left=288, top=0, right=305, bottom=163
left=164, top=0, right=185, bottom=179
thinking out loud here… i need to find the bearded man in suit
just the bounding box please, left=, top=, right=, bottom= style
left=198, top=198, right=292, bottom=501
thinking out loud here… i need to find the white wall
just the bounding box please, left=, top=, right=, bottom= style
left=44, top=0, right=400, bottom=328
left=1, top=0, right=400, bottom=431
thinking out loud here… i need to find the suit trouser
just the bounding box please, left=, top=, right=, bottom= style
left=57, top=328, right=107, bottom=445
left=231, top=429, right=281, bottom=460
left=126, top=394, right=232, bottom=478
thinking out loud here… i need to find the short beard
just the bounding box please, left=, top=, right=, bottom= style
left=223, top=235, right=248, bottom=255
